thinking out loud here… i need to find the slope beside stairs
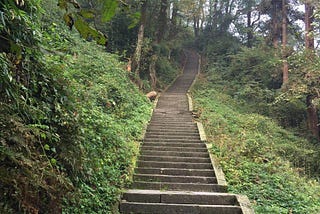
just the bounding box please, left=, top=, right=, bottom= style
left=119, top=51, right=254, bottom=214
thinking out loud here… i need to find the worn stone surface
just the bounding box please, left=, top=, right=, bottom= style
left=119, top=51, right=254, bottom=213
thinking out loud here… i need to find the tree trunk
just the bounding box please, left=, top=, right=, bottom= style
left=271, top=0, right=280, bottom=48
left=169, top=1, right=178, bottom=38
left=157, top=0, right=168, bottom=43
left=282, top=0, right=288, bottom=86
left=211, top=0, right=218, bottom=29
left=305, top=2, right=319, bottom=140
left=247, top=9, right=253, bottom=47
left=306, top=95, right=319, bottom=140
left=131, top=0, right=148, bottom=88
left=194, top=16, right=200, bottom=37
left=149, top=54, right=158, bottom=90
left=305, top=2, right=314, bottom=50
left=201, top=2, right=205, bottom=31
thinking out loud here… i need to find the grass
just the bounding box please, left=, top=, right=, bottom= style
left=191, top=75, right=320, bottom=214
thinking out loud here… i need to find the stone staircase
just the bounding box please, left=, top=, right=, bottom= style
left=119, top=51, right=254, bottom=214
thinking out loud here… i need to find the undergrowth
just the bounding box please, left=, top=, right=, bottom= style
left=191, top=75, right=320, bottom=213
left=43, top=21, right=152, bottom=213
left=0, top=1, right=152, bottom=213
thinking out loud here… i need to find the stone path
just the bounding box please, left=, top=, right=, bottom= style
left=120, top=51, right=253, bottom=214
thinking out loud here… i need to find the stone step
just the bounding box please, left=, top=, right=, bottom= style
left=151, top=116, right=193, bottom=120
left=122, top=190, right=239, bottom=205
left=157, top=99, right=188, bottom=102
left=157, top=97, right=187, bottom=100
left=135, top=168, right=215, bottom=177
left=146, top=130, right=199, bottom=135
left=145, top=135, right=200, bottom=140
left=158, top=93, right=187, bottom=96
left=147, top=126, right=198, bottom=130
left=147, top=125, right=197, bottom=129
left=153, top=112, right=192, bottom=115
left=156, top=101, right=187, bottom=103
left=119, top=52, right=254, bottom=214
left=146, top=132, right=200, bottom=137
left=144, top=138, right=201, bottom=143
left=150, top=119, right=193, bottom=123
left=139, top=155, right=210, bottom=163
left=151, top=114, right=192, bottom=118
left=141, top=146, right=207, bottom=152
left=157, top=96, right=188, bottom=99
left=147, top=127, right=199, bottom=134
left=141, top=142, right=206, bottom=149
left=131, top=181, right=227, bottom=192
left=148, top=120, right=195, bottom=124
left=147, top=124, right=198, bottom=129
left=134, top=174, right=217, bottom=184
left=153, top=109, right=192, bottom=113
left=147, top=129, right=199, bottom=133
left=151, top=115, right=192, bottom=118
left=120, top=202, right=242, bottom=214
left=137, top=160, right=213, bottom=169
left=149, top=121, right=195, bottom=126
left=140, top=150, right=209, bottom=158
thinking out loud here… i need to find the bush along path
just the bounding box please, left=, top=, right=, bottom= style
left=119, top=51, right=254, bottom=214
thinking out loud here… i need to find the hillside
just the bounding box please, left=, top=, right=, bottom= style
left=1, top=4, right=152, bottom=213
left=191, top=72, right=320, bottom=213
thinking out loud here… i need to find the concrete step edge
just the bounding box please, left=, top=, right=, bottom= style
left=147, top=131, right=199, bottom=136
left=142, top=142, right=205, bottom=147
left=134, top=174, right=216, bottom=184
left=140, top=151, right=209, bottom=158
left=135, top=168, right=215, bottom=176
left=141, top=147, right=207, bottom=152
left=143, top=139, right=202, bottom=143
left=131, top=181, right=228, bottom=192
left=122, top=189, right=239, bottom=205
left=120, top=201, right=242, bottom=210
left=139, top=155, right=210, bottom=160
left=139, top=156, right=211, bottom=163
left=138, top=161, right=212, bottom=167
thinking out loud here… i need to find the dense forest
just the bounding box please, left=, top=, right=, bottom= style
left=0, top=0, right=320, bottom=213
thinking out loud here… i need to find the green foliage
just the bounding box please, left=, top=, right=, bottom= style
left=101, top=0, right=119, bottom=22
left=73, top=14, right=107, bottom=45
left=155, top=56, right=180, bottom=87
left=191, top=76, right=320, bottom=213
left=283, top=51, right=320, bottom=106
left=228, top=46, right=282, bottom=89
left=104, top=10, right=139, bottom=55
left=58, top=0, right=107, bottom=45
left=0, top=1, right=80, bottom=212
left=198, top=31, right=241, bottom=57
left=130, top=38, right=183, bottom=91
left=1, top=1, right=152, bottom=213
left=42, top=18, right=152, bottom=212
left=203, top=45, right=309, bottom=130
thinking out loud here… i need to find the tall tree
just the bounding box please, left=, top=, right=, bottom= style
left=304, top=1, right=319, bottom=140
left=282, top=0, right=289, bottom=86
left=131, top=0, right=148, bottom=88
left=271, top=0, right=282, bottom=48
left=244, top=0, right=260, bottom=47
left=207, top=0, right=218, bottom=30
left=157, top=0, right=168, bottom=42
left=247, top=1, right=253, bottom=47
left=170, top=0, right=179, bottom=38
